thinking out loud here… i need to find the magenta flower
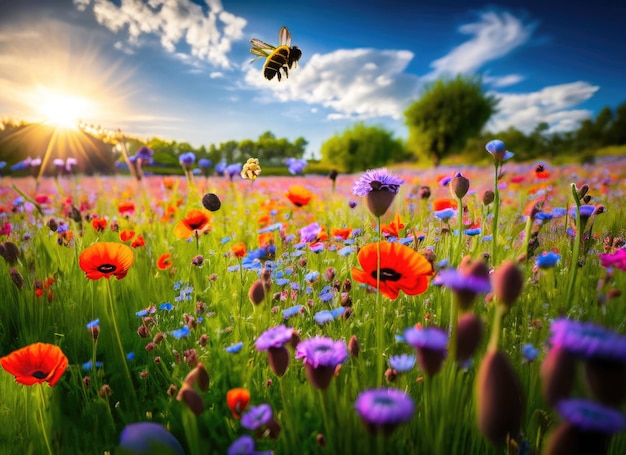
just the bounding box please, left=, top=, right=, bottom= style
left=599, top=249, right=626, bottom=271
left=296, top=336, right=347, bottom=389
left=255, top=325, right=294, bottom=351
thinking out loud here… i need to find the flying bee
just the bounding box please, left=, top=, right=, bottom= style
left=250, top=26, right=302, bottom=82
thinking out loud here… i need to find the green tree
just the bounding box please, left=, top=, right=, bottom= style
left=320, top=123, right=406, bottom=172
left=404, top=75, right=498, bottom=166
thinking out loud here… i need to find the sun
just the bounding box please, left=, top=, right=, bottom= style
left=35, top=87, right=93, bottom=130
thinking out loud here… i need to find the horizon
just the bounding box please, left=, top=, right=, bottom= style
left=0, top=0, right=624, bottom=158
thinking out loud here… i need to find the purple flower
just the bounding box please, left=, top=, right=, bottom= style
left=299, top=222, right=322, bottom=243
left=198, top=158, right=212, bottom=169
left=535, top=251, right=561, bottom=268
left=119, top=422, right=184, bottom=455
left=569, top=204, right=596, bottom=218
left=225, top=163, right=242, bottom=179
left=295, top=336, right=347, bottom=368
left=286, top=158, right=307, bottom=175
left=354, top=388, right=414, bottom=433
left=549, top=318, right=626, bottom=362
left=227, top=435, right=255, bottom=455
left=352, top=168, right=404, bottom=196
left=348, top=200, right=357, bottom=209
left=179, top=152, right=196, bottom=168
left=241, top=404, right=273, bottom=430
left=556, top=399, right=626, bottom=434
left=388, top=354, right=416, bottom=373
left=404, top=327, right=448, bottom=351
left=255, top=325, right=294, bottom=351
left=485, top=139, right=514, bottom=161
left=433, top=268, right=491, bottom=294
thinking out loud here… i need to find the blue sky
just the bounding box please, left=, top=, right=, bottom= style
left=0, top=0, right=624, bottom=158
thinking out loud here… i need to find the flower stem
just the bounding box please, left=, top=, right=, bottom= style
left=487, top=304, right=507, bottom=352
left=566, top=184, right=582, bottom=304
left=375, top=216, right=383, bottom=387
left=456, top=196, right=463, bottom=265
left=37, top=385, right=53, bottom=455
left=491, top=162, right=500, bottom=266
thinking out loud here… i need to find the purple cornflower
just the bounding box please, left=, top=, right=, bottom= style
left=296, top=336, right=347, bottom=368
left=354, top=388, right=414, bottom=434
left=135, top=146, right=153, bottom=161
left=241, top=404, right=273, bottom=430
left=556, top=399, right=626, bottom=434
left=549, top=318, right=626, bottom=362
left=535, top=251, right=561, bottom=268
left=286, top=158, right=307, bottom=175
left=198, top=158, right=212, bottom=169
left=227, top=435, right=255, bottom=455
left=485, top=139, right=514, bottom=161
left=388, top=354, right=416, bottom=373
left=433, top=268, right=491, bottom=294
left=255, top=325, right=294, bottom=351
left=225, top=163, right=242, bottom=180
left=179, top=152, right=196, bottom=168
left=404, top=326, right=448, bottom=376
left=352, top=168, right=404, bottom=196
left=569, top=204, right=596, bottom=219
left=119, top=422, right=184, bottom=455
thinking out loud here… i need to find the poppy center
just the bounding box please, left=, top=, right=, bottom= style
left=31, top=371, right=47, bottom=379
left=371, top=268, right=402, bottom=282
left=188, top=221, right=205, bottom=230
left=97, top=264, right=117, bottom=273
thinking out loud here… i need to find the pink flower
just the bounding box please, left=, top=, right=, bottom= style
left=599, top=249, right=626, bottom=271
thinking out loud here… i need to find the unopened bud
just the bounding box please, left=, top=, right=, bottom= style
left=450, top=173, right=470, bottom=199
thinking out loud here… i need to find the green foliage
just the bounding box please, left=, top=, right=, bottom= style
left=404, top=75, right=498, bottom=166
left=319, top=123, right=407, bottom=172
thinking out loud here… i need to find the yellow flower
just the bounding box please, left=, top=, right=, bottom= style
left=241, top=158, right=262, bottom=181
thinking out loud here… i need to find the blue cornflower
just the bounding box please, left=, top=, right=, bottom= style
left=521, top=343, right=540, bottom=362
left=225, top=342, right=243, bottom=354
left=434, top=208, right=456, bottom=220
left=305, top=271, right=320, bottom=283
left=464, top=228, right=482, bottom=236
left=136, top=309, right=149, bottom=317
left=82, top=360, right=103, bottom=371
left=310, top=243, right=325, bottom=253
left=126, top=352, right=135, bottom=361
left=171, top=326, right=191, bottom=339
left=275, top=278, right=290, bottom=286
left=283, top=305, right=302, bottom=319
left=485, top=139, right=514, bottom=161
left=86, top=319, right=100, bottom=330
left=535, top=251, right=561, bottom=268
left=159, top=302, right=173, bottom=311
left=198, top=158, right=212, bottom=169
left=338, top=246, right=354, bottom=257
left=388, top=354, right=416, bottom=373
left=319, top=285, right=335, bottom=302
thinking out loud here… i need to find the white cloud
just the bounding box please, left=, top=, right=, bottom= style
left=244, top=48, right=421, bottom=120
left=426, top=12, right=536, bottom=79
left=488, top=81, right=599, bottom=134
left=74, top=0, right=246, bottom=68
left=483, top=73, right=524, bottom=88
left=209, top=71, right=224, bottom=79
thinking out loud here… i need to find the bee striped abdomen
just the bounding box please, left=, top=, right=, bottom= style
left=264, top=46, right=290, bottom=81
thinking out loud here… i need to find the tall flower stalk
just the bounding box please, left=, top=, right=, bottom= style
left=485, top=140, right=514, bottom=266
left=566, top=183, right=583, bottom=304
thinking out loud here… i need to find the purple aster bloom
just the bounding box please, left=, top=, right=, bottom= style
left=241, top=404, right=273, bottom=430
left=352, top=168, right=404, bottom=196
left=521, top=343, right=540, bottom=362
left=299, top=222, right=322, bottom=243
left=198, top=158, right=212, bottom=169
left=433, top=268, right=491, bottom=294
left=485, top=139, right=514, bottom=161
left=549, top=318, right=626, bottom=362
left=225, top=163, right=242, bottom=179
left=286, top=157, right=307, bottom=175
left=556, top=399, right=626, bottom=434
left=535, top=251, right=561, bottom=268
left=296, top=336, right=347, bottom=368
left=255, top=325, right=294, bottom=351
left=179, top=152, right=196, bottom=167
left=136, top=146, right=153, bottom=160
left=354, top=388, right=414, bottom=433
left=119, top=422, right=185, bottom=455
left=388, top=354, right=416, bottom=373
left=404, top=327, right=448, bottom=351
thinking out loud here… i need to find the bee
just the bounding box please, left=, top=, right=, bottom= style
left=250, top=26, right=302, bottom=82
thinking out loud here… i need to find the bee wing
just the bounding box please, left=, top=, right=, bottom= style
left=250, top=47, right=271, bottom=58
left=250, top=38, right=275, bottom=51
left=279, top=27, right=291, bottom=47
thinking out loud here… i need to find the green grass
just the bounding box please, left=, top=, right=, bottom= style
left=0, top=166, right=625, bottom=455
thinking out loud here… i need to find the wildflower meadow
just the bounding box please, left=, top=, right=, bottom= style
left=1, top=148, right=626, bottom=455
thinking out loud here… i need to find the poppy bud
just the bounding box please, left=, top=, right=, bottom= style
left=491, top=261, right=524, bottom=308
left=248, top=280, right=266, bottom=305
left=577, top=184, right=589, bottom=199
left=482, top=190, right=495, bottom=206
left=366, top=189, right=397, bottom=218
left=47, top=218, right=59, bottom=232
left=99, top=384, right=113, bottom=398
left=385, top=368, right=397, bottom=382
left=328, top=169, right=339, bottom=182
left=167, top=384, right=178, bottom=398
left=0, top=241, right=20, bottom=265
left=266, top=418, right=282, bottom=441
left=176, top=383, right=204, bottom=416
left=419, top=186, right=431, bottom=200
left=316, top=434, right=327, bottom=448
left=304, top=364, right=336, bottom=390
left=201, top=193, right=221, bottom=212
left=543, top=421, right=610, bottom=455
left=416, top=347, right=446, bottom=376
left=450, top=173, right=470, bottom=199
left=540, top=346, right=576, bottom=407
left=456, top=312, right=483, bottom=363
left=582, top=194, right=592, bottom=204
left=9, top=267, right=24, bottom=289
left=153, top=332, right=165, bottom=344
left=348, top=335, right=360, bottom=358
left=184, top=362, right=210, bottom=392
left=267, top=346, right=290, bottom=377
left=476, top=351, right=524, bottom=446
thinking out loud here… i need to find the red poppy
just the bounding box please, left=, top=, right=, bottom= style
left=174, top=209, right=211, bottom=239
left=92, top=217, right=107, bottom=232
left=118, top=201, right=136, bottom=216
left=131, top=234, right=145, bottom=248
left=331, top=227, right=352, bottom=240
left=432, top=198, right=456, bottom=211
left=351, top=242, right=434, bottom=300
left=226, top=387, right=250, bottom=419
left=0, top=342, right=68, bottom=387
left=79, top=242, right=135, bottom=280
left=231, top=242, right=246, bottom=259
left=381, top=214, right=405, bottom=238
left=285, top=185, right=312, bottom=207
left=157, top=253, right=173, bottom=270
left=120, top=230, right=135, bottom=242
